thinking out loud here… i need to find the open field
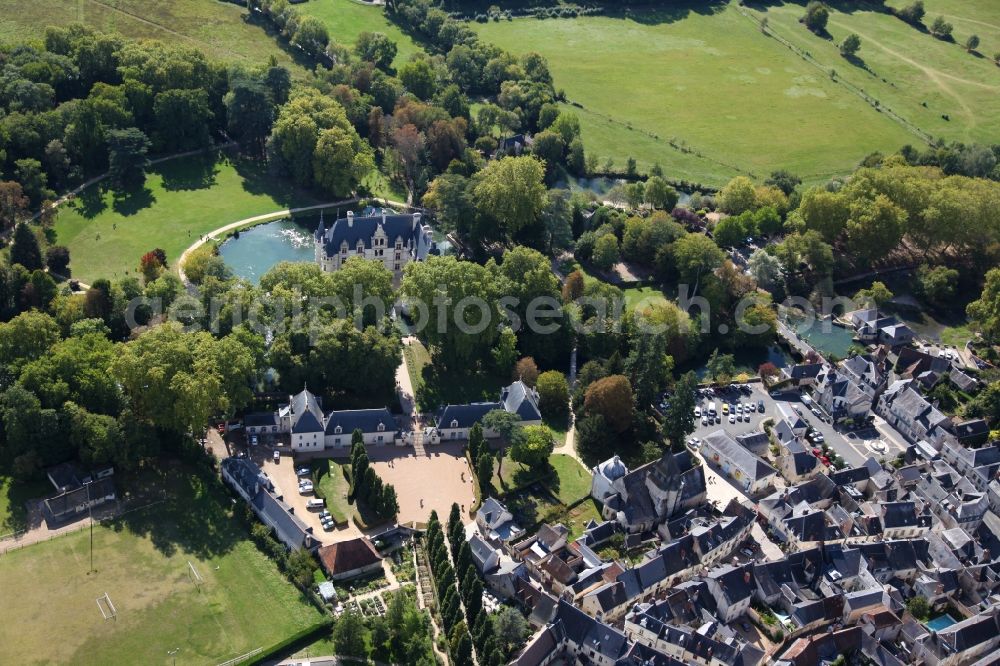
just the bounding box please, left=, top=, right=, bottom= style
left=0, top=470, right=323, bottom=665
left=475, top=1, right=998, bottom=186
left=296, top=0, right=423, bottom=69
left=756, top=0, right=1000, bottom=146
left=0, top=0, right=309, bottom=74
left=53, top=151, right=320, bottom=284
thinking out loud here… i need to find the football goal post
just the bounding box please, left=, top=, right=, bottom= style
left=188, top=560, right=204, bottom=588
left=96, top=592, right=117, bottom=621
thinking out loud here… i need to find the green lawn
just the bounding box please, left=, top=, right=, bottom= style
left=757, top=0, right=1000, bottom=148
left=474, top=1, right=984, bottom=186
left=296, top=0, right=423, bottom=69
left=312, top=459, right=351, bottom=524
left=623, top=285, right=668, bottom=312
left=547, top=453, right=592, bottom=505
left=0, top=469, right=323, bottom=665
left=53, top=151, right=320, bottom=284
left=563, top=498, right=602, bottom=540
left=0, top=0, right=310, bottom=75
left=0, top=474, right=51, bottom=535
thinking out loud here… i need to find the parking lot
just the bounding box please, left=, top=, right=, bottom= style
left=687, top=382, right=776, bottom=443
left=686, top=382, right=897, bottom=471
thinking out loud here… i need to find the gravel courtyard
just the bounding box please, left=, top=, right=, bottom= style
left=367, top=442, right=476, bottom=526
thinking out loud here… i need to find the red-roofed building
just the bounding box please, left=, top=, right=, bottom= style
left=317, top=537, right=383, bottom=581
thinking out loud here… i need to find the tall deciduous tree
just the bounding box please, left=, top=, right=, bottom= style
left=472, top=156, right=547, bottom=241
left=106, top=127, right=151, bottom=190
left=583, top=375, right=634, bottom=433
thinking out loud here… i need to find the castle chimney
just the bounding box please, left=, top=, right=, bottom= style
left=347, top=210, right=354, bottom=227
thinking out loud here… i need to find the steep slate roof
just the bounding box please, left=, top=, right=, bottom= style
left=317, top=537, right=381, bottom=576
left=324, top=408, right=396, bottom=435
left=478, top=497, right=510, bottom=529
left=879, top=501, right=923, bottom=529
left=702, top=429, right=777, bottom=483
left=318, top=211, right=431, bottom=257
left=469, top=533, right=499, bottom=574
left=785, top=439, right=820, bottom=477
left=288, top=388, right=325, bottom=434
left=438, top=402, right=501, bottom=429
left=787, top=363, right=824, bottom=380
left=500, top=380, right=542, bottom=422
left=551, top=599, right=630, bottom=662
left=708, top=563, right=756, bottom=605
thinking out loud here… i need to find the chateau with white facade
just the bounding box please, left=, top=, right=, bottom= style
left=314, top=207, right=436, bottom=278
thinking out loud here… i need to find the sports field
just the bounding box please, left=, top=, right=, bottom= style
left=0, top=471, right=324, bottom=665
left=475, top=1, right=999, bottom=185
left=53, top=151, right=320, bottom=284
left=296, top=0, right=423, bottom=68
left=0, top=0, right=307, bottom=74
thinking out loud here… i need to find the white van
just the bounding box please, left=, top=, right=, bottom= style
left=707, top=401, right=717, bottom=417
left=307, top=499, right=325, bottom=510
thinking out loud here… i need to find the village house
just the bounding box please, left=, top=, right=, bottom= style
left=813, top=366, right=872, bottom=423
left=221, top=457, right=316, bottom=551
left=476, top=497, right=524, bottom=545
left=244, top=387, right=400, bottom=452
left=700, top=429, right=777, bottom=497
left=778, top=439, right=822, bottom=484
left=316, top=537, right=383, bottom=582
left=876, top=380, right=952, bottom=448
left=431, top=380, right=542, bottom=441
left=42, top=462, right=116, bottom=525
left=849, top=308, right=915, bottom=347
left=314, top=208, right=436, bottom=279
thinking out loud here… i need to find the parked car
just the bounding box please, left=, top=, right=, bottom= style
left=758, top=400, right=765, bottom=412
left=695, top=406, right=702, bottom=417
left=249, top=434, right=258, bottom=446
left=702, top=416, right=709, bottom=426
left=820, top=456, right=831, bottom=467
left=299, top=482, right=314, bottom=494
left=729, top=414, right=736, bottom=424
left=296, top=467, right=311, bottom=477
left=812, top=448, right=822, bottom=457
left=272, top=450, right=280, bottom=462
left=743, top=412, right=751, bottom=422
left=723, top=403, right=730, bottom=415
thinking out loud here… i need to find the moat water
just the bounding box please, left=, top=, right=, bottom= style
left=219, top=217, right=316, bottom=284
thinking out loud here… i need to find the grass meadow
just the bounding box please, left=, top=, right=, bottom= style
left=52, top=151, right=320, bottom=284
left=295, top=0, right=423, bottom=69
left=0, top=0, right=309, bottom=74
left=0, top=469, right=323, bottom=665
left=475, top=0, right=999, bottom=186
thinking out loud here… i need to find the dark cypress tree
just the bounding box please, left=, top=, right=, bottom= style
left=10, top=223, right=43, bottom=271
